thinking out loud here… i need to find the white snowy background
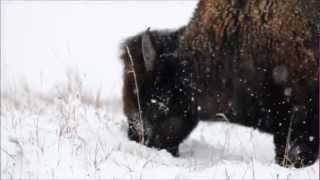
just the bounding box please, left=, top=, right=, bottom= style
left=1, top=1, right=319, bottom=179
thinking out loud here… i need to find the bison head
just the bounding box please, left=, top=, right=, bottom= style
left=120, top=28, right=195, bottom=155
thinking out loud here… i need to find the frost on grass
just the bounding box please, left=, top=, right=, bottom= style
left=1, top=73, right=319, bottom=179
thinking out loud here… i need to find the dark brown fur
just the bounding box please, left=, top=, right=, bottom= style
left=179, top=0, right=319, bottom=167
left=121, top=0, right=319, bottom=168
left=183, top=0, right=317, bottom=80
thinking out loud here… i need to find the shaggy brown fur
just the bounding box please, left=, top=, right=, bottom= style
left=179, top=0, right=319, bottom=168
left=183, top=0, right=317, bottom=82
left=120, top=0, right=319, bottom=168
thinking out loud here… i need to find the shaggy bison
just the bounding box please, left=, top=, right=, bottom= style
left=120, top=0, right=319, bottom=168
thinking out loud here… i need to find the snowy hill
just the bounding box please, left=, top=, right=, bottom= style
left=1, top=1, right=319, bottom=179
left=2, top=81, right=318, bottom=179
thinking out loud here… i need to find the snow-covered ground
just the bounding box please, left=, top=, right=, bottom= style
left=1, top=1, right=319, bottom=179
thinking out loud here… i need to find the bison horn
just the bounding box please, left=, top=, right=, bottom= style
left=142, top=27, right=156, bottom=72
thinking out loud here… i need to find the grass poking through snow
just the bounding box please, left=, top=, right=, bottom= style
left=1, top=72, right=319, bottom=179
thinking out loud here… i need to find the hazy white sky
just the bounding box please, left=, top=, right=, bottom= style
left=1, top=1, right=197, bottom=98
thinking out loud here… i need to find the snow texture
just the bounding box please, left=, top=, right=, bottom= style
left=1, top=1, right=319, bottom=179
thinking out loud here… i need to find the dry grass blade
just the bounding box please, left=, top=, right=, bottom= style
left=126, top=46, right=145, bottom=144
left=282, top=111, right=295, bottom=167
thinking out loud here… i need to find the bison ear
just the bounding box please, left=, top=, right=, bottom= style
left=142, top=28, right=156, bottom=72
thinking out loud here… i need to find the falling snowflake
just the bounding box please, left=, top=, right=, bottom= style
left=309, top=136, right=315, bottom=142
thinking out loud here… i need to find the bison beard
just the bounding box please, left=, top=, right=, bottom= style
left=120, top=0, right=319, bottom=168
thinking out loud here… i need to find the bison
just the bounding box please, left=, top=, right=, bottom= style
left=120, top=0, right=319, bottom=168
